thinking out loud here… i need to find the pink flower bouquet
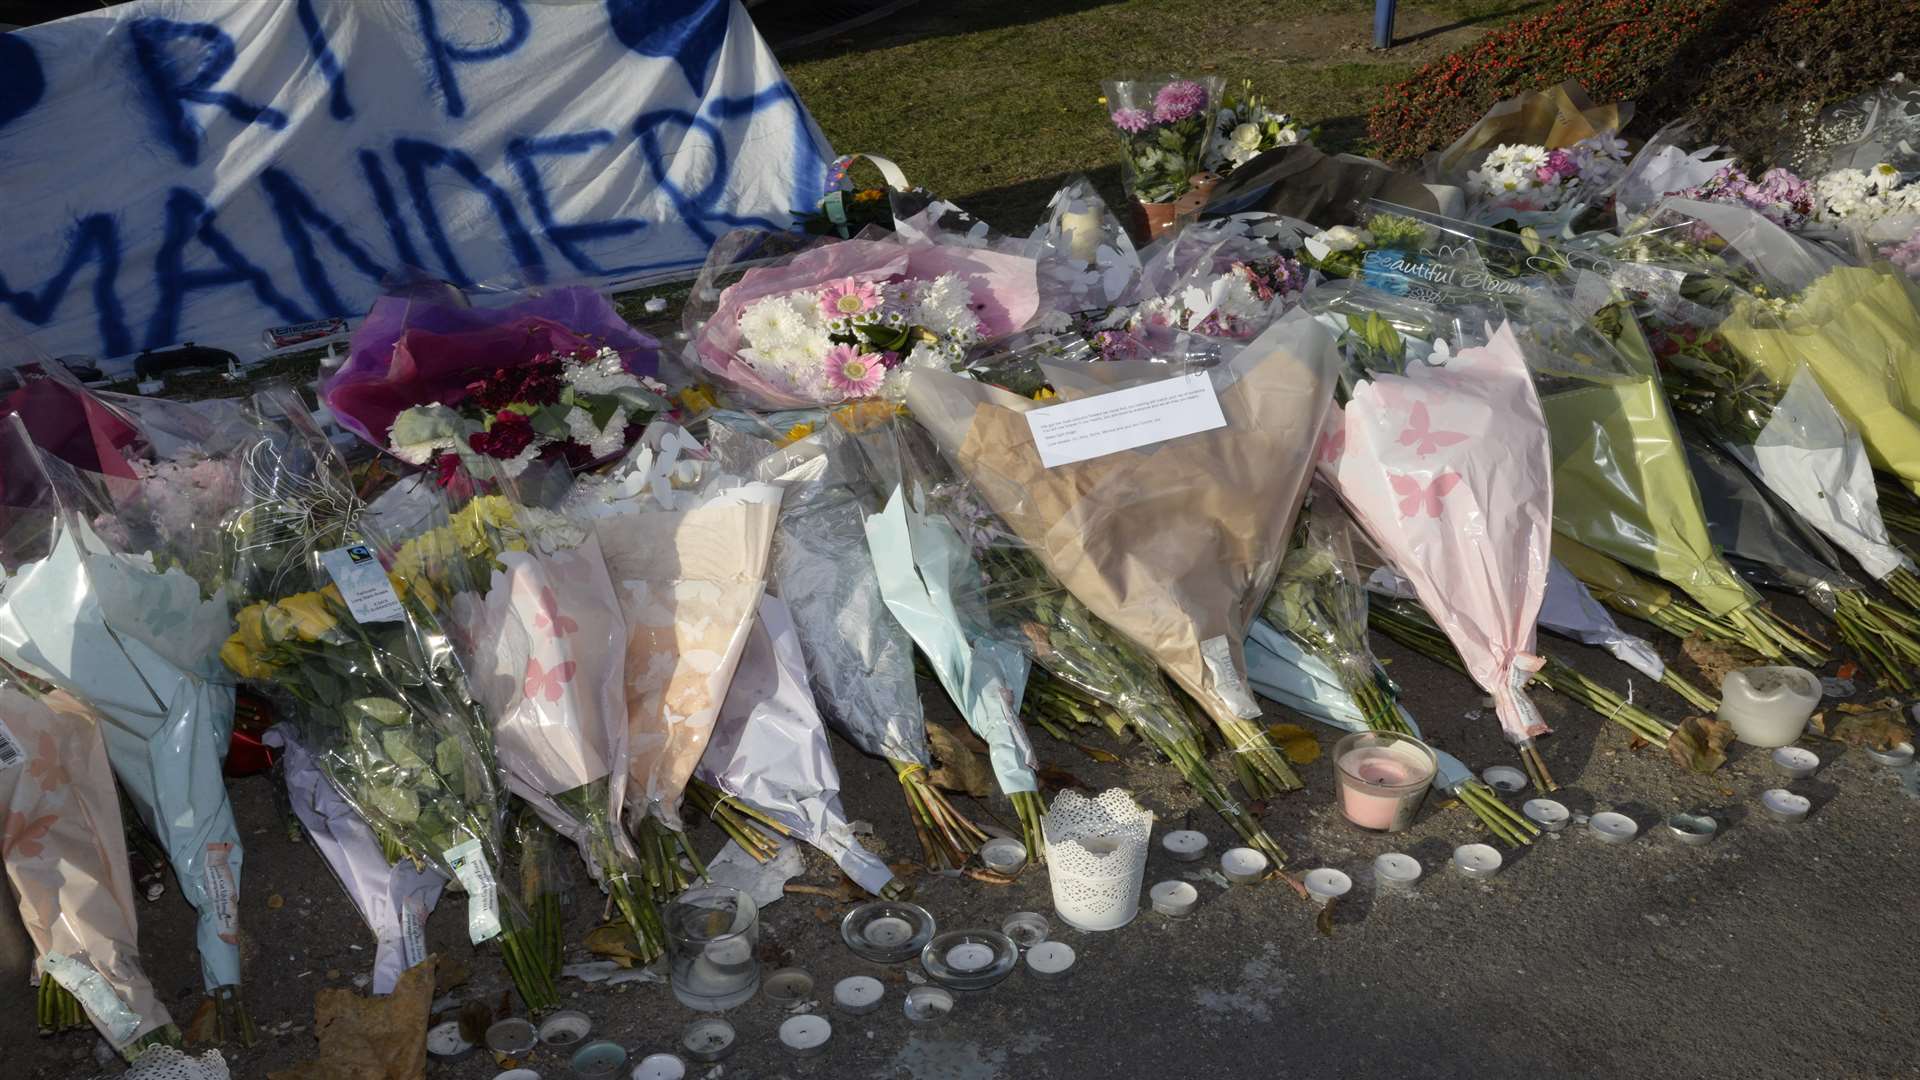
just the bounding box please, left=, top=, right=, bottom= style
left=690, top=235, right=1040, bottom=408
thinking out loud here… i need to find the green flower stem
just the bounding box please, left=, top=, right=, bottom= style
left=894, top=760, right=987, bottom=870
left=1659, top=669, right=1720, bottom=713
left=1883, top=566, right=1920, bottom=615
left=1008, top=791, right=1047, bottom=866
left=1831, top=589, right=1920, bottom=693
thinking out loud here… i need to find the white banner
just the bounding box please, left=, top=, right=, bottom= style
left=0, top=0, right=831, bottom=370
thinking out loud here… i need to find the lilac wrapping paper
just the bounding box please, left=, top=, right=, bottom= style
left=263, top=725, right=444, bottom=996
left=698, top=596, right=894, bottom=896
left=322, top=286, right=660, bottom=446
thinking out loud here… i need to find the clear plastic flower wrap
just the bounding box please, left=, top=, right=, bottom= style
left=218, top=389, right=555, bottom=1011
left=0, top=679, right=177, bottom=1055
left=0, top=415, right=251, bottom=1039
left=907, top=308, right=1337, bottom=800
left=1102, top=76, right=1225, bottom=205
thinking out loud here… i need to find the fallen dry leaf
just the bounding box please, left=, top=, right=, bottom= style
left=1036, top=765, right=1090, bottom=794
left=1810, top=705, right=1910, bottom=750
left=455, top=999, right=494, bottom=1046
left=270, top=957, right=435, bottom=1080
left=1315, top=902, right=1336, bottom=938
left=184, top=996, right=218, bottom=1047
left=266, top=894, right=284, bottom=910
left=926, top=722, right=994, bottom=797
left=784, top=880, right=863, bottom=904
left=1680, top=634, right=1763, bottom=690
left=584, top=923, right=649, bottom=967
left=1073, top=742, right=1121, bottom=763
left=1667, top=715, right=1734, bottom=774
left=432, top=955, right=470, bottom=995
left=1266, top=723, right=1321, bottom=766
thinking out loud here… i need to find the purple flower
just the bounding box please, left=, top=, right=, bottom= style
left=1111, top=107, right=1151, bottom=134
left=1535, top=149, right=1579, bottom=185
left=1151, top=80, right=1208, bottom=123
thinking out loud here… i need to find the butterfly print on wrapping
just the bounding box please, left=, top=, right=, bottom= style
left=524, top=657, right=578, bottom=702
left=1397, top=402, right=1469, bottom=457
left=531, top=586, right=579, bottom=638
left=1390, top=472, right=1463, bottom=518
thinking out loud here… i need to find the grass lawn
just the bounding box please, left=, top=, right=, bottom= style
left=783, top=0, right=1544, bottom=229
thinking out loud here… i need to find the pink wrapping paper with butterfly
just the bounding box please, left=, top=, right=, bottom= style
left=1320, top=321, right=1554, bottom=756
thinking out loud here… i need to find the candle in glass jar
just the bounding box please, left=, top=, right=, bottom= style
left=1338, top=749, right=1420, bottom=829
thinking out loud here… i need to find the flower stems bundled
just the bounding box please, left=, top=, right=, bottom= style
left=1553, top=535, right=1753, bottom=645
left=685, top=778, right=792, bottom=864
left=1022, top=667, right=1132, bottom=744
left=37, top=976, right=85, bottom=1036
left=511, top=809, right=570, bottom=986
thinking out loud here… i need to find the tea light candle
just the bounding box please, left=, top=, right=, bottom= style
left=1771, top=746, right=1820, bottom=778
left=1866, top=742, right=1915, bottom=767
left=1522, top=798, right=1570, bottom=832
left=1372, top=852, right=1422, bottom=892
left=903, top=986, right=955, bottom=1024
left=539, top=1009, right=591, bottom=1047
left=1303, top=868, right=1353, bottom=906
left=1481, top=765, right=1528, bottom=793
left=762, top=968, right=813, bottom=1006
left=979, top=837, right=1028, bottom=874
left=1162, top=830, right=1209, bottom=861
left=702, top=937, right=752, bottom=969
left=486, top=1018, right=538, bottom=1062
left=1000, top=912, right=1048, bottom=947
left=1760, top=788, right=1810, bottom=823
left=1452, top=843, right=1502, bottom=879
left=426, top=1020, right=472, bottom=1058
left=863, top=917, right=914, bottom=948
left=1025, top=941, right=1076, bottom=981
left=778, top=1015, right=832, bottom=1057
left=1589, top=811, right=1638, bottom=844
left=570, top=1040, right=628, bottom=1079
left=944, top=942, right=996, bottom=973
left=1665, top=813, right=1718, bottom=847
left=633, top=1053, right=688, bottom=1080
left=833, top=975, right=884, bottom=1015
left=680, top=1018, right=736, bottom=1063
left=1220, top=847, right=1269, bottom=883
left=1149, top=880, right=1198, bottom=916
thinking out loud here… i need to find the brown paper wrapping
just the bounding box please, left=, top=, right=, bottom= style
left=269, top=957, right=435, bottom=1080
left=1437, top=81, right=1633, bottom=173
left=910, top=312, right=1336, bottom=730
left=0, top=686, right=170, bottom=1048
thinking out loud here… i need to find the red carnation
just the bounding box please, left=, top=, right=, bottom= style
left=470, top=409, right=536, bottom=460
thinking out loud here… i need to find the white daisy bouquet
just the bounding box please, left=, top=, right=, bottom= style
left=692, top=235, right=1039, bottom=408
left=1463, top=131, right=1629, bottom=225
left=1813, top=162, right=1920, bottom=232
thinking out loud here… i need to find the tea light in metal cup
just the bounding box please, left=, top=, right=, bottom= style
left=944, top=941, right=997, bottom=973
left=1481, top=765, right=1528, bottom=793
left=1588, top=811, right=1638, bottom=844
left=1161, top=829, right=1209, bottom=862
left=1522, top=798, right=1569, bottom=832
left=427, top=1020, right=473, bottom=1059
left=1220, top=847, right=1269, bottom=883
left=1025, top=941, right=1076, bottom=982
left=1373, top=852, right=1422, bottom=893
left=864, top=917, right=914, bottom=947
left=679, top=1018, right=736, bottom=1063
left=486, top=1018, right=538, bottom=1065
left=762, top=967, right=814, bottom=1006
left=1149, top=880, right=1198, bottom=916
left=778, top=1015, right=832, bottom=1057
left=903, top=985, right=955, bottom=1024
left=1665, top=813, right=1718, bottom=847
left=979, top=837, right=1028, bottom=874
left=1771, top=746, right=1820, bottom=779
left=1000, top=912, right=1048, bottom=948
left=1760, top=788, right=1810, bottom=823
left=833, top=975, right=884, bottom=1015
left=632, top=1054, right=688, bottom=1080
left=1452, top=843, right=1502, bottom=879
left=1302, top=868, right=1352, bottom=906
left=1866, top=741, right=1915, bottom=767
left=569, top=1041, right=628, bottom=1080
left=539, top=1010, right=591, bottom=1048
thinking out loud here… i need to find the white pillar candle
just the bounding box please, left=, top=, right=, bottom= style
left=1161, top=830, right=1208, bottom=862
left=1372, top=853, right=1422, bottom=892
left=1303, top=868, right=1353, bottom=905
left=1522, top=798, right=1569, bottom=832
left=1025, top=941, right=1076, bottom=981
left=945, top=942, right=995, bottom=972
left=833, top=975, right=884, bottom=1015
left=1588, top=812, right=1638, bottom=844
left=1060, top=208, right=1103, bottom=264
left=863, top=917, right=914, bottom=948
left=1149, top=880, right=1198, bottom=916
left=778, top=1015, right=832, bottom=1057
left=1452, top=843, right=1502, bottom=879
left=1718, top=666, right=1820, bottom=747
left=633, top=1053, right=688, bottom=1080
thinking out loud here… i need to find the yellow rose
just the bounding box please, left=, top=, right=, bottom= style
left=219, top=635, right=276, bottom=679
left=273, top=585, right=342, bottom=643
left=232, top=602, right=272, bottom=655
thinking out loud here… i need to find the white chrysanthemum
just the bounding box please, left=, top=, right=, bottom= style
left=562, top=346, right=642, bottom=396
left=499, top=442, right=543, bottom=478
left=1212, top=274, right=1266, bottom=326
left=1033, top=309, right=1073, bottom=334
left=738, top=296, right=793, bottom=350
left=566, top=404, right=630, bottom=460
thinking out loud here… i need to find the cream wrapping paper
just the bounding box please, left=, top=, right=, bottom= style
left=0, top=685, right=170, bottom=1049
left=906, top=309, right=1337, bottom=734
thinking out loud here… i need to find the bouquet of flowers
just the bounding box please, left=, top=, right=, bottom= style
left=698, top=595, right=898, bottom=896
left=907, top=310, right=1337, bottom=799
left=1206, top=80, right=1308, bottom=176
left=689, top=235, right=1040, bottom=408
left=261, top=723, right=444, bottom=996
left=0, top=680, right=178, bottom=1055
left=219, top=391, right=555, bottom=1011
left=1116, top=216, right=1313, bottom=348
left=1812, top=162, right=1920, bottom=230
left=0, top=418, right=253, bottom=1040
left=1103, top=76, right=1226, bottom=204
left=1462, top=131, right=1629, bottom=225
left=322, top=284, right=664, bottom=474
left=704, top=412, right=988, bottom=869
left=1305, top=288, right=1558, bottom=787
left=1668, top=165, right=1817, bottom=232
left=435, top=473, right=659, bottom=959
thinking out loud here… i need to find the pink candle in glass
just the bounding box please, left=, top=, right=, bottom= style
left=1338, top=749, right=1420, bottom=829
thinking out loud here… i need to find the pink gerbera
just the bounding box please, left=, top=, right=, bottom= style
left=824, top=344, right=887, bottom=398
left=819, top=277, right=880, bottom=319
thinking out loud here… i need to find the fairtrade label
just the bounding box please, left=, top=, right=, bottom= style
left=320, top=543, right=405, bottom=624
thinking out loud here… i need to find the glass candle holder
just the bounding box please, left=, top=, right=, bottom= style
left=1332, top=731, right=1437, bottom=833
left=667, top=885, right=761, bottom=1011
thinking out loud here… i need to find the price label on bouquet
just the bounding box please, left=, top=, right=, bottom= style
left=444, top=839, right=503, bottom=945
left=0, top=716, right=25, bottom=771
left=320, top=544, right=406, bottom=624
left=1024, top=372, right=1226, bottom=468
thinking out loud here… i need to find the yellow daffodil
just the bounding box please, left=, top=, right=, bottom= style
left=778, top=422, right=816, bottom=446
left=1032, top=387, right=1057, bottom=401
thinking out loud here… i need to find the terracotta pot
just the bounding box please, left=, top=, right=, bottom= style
left=1138, top=200, right=1178, bottom=238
